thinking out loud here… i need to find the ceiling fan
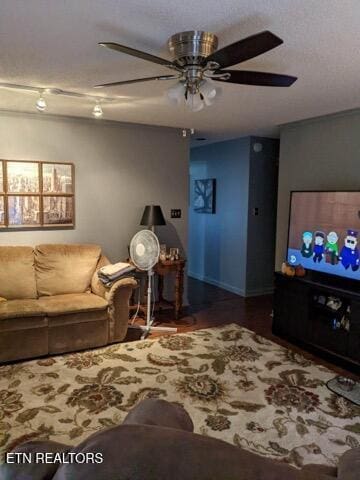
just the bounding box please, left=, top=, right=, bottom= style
left=95, top=30, right=297, bottom=112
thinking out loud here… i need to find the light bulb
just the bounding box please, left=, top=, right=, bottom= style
left=166, top=82, right=185, bottom=106
left=200, top=80, right=220, bottom=106
left=36, top=95, right=47, bottom=112
left=185, top=93, right=204, bottom=112
left=92, top=103, right=103, bottom=118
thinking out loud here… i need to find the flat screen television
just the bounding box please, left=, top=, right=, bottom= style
left=287, top=191, right=360, bottom=281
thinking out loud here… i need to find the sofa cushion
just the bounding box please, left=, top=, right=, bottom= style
left=35, top=244, right=101, bottom=296
left=0, top=440, right=70, bottom=480
left=0, top=299, right=44, bottom=321
left=338, top=447, right=360, bottom=480
left=0, top=246, right=37, bottom=299
left=302, top=464, right=337, bottom=477
left=123, top=398, right=194, bottom=432
left=52, top=425, right=321, bottom=480
left=38, top=293, right=108, bottom=316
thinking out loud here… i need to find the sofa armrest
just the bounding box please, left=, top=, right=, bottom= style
left=1, top=440, right=70, bottom=480
left=105, top=276, right=138, bottom=342
left=91, top=254, right=111, bottom=297
left=338, top=448, right=360, bottom=480
left=302, top=464, right=337, bottom=477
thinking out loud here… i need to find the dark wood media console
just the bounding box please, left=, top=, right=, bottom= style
left=273, top=272, right=360, bottom=373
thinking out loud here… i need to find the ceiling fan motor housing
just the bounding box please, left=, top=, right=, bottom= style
left=168, top=31, right=218, bottom=65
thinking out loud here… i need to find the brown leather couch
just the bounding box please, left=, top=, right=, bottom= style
left=0, top=244, right=137, bottom=363
left=1, top=399, right=358, bottom=480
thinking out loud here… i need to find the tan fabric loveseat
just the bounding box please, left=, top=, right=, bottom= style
left=0, top=244, right=137, bottom=363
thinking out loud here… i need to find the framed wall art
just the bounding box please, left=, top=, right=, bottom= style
left=194, top=178, right=216, bottom=214
left=0, top=160, right=75, bottom=229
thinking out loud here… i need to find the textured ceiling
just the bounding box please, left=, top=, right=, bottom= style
left=0, top=0, right=360, bottom=144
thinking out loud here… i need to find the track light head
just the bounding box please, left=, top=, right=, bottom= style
left=92, top=103, right=103, bottom=118
left=36, top=94, right=47, bottom=112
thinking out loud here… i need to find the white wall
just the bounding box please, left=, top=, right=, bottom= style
left=276, top=109, right=360, bottom=269
left=0, top=112, right=189, bottom=266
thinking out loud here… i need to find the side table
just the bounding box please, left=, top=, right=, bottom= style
left=155, top=259, right=186, bottom=320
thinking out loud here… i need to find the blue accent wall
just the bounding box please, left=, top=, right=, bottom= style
left=189, top=137, right=251, bottom=295
left=189, top=136, right=279, bottom=296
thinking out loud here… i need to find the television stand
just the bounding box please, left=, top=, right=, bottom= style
left=272, top=272, right=360, bottom=373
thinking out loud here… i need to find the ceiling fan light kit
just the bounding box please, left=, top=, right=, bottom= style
left=96, top=29, right=297, bottom=112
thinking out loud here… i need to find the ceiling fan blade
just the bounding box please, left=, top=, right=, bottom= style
left=99, top=42, right=174, bottom=67
left=214, top=70, right=297, bottom=87
left=94, top=75, right=177, bottom=88
left=205, top=31, right=283, bottom=69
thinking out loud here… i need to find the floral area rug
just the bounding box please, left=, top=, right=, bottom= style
left=1, top=323, right=360, bottom=467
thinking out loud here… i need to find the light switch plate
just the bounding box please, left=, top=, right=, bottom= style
left=171, top=209, right=181, bottom=218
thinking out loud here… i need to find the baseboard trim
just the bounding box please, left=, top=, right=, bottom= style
left=188, top=271, right=245, bottom=296
left=188, top=271, right=274, bottom=297
left=245, top=286, right=274, bottom=297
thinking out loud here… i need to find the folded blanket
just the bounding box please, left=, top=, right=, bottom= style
left=98, top=272, right=136, bottom=288
left=97, top=262, right=135, bottom=287
left=98, top=268, right=135, bottom=282
left=99, top=262, right=134, bottom=277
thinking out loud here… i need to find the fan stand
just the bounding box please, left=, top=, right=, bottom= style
left=129, top=269, right=177, bottom=339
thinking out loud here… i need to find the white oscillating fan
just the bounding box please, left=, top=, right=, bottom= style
left=129, top=229, right=177, bottom=339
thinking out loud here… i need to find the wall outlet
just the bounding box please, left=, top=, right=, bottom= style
left=252, top=207, right=259, bottom=216
left=171, top=209, right=181, bottom=219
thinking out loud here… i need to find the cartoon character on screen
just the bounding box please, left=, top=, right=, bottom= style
left=313, top=231, right=325, bottom=263
left=325, top=231, right=339, bottom=265
left=301, top=231, right=313, bottom=258
left=339, top=230, right=360, bottom=271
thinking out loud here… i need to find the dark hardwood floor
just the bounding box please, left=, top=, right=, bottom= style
left=125, top=276, right=355, bottom=378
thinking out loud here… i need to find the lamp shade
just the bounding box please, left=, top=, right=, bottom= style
left=140, top=205, right=166, bottom=226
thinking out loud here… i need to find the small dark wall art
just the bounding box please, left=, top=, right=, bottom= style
left=194, top=178, right=216, bottom=214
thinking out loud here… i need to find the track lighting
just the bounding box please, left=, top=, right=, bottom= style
left=0, top=82, right=118, bottom=119
left=36, top=93, right=47, bottom=112
left=92, top=103, right=103, bottom=118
